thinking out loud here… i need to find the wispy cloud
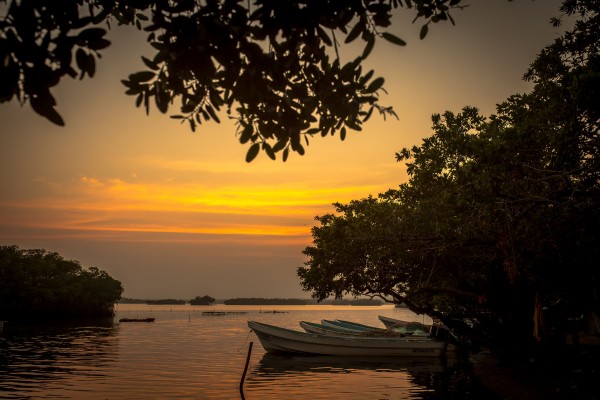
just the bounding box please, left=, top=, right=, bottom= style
left=0, top=172, right=389, bottom=240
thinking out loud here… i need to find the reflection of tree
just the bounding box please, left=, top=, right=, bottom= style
left=253, top=353, right=445, bottom=374
left=0, top=320, right=118, bottom=396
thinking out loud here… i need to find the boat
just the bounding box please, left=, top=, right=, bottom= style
left=248, top=320, right=447, bottom=357
left=300, top=321, right=360, bottom=336
left=378, top=315, right=432, bottom=333
left=119, top=317, right=155, bottom=322
left=300, top=321, right=420, bottom=338
left=321, top=319, right=388, bottom=333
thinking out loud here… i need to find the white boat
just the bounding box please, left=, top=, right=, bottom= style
left=248, top=321, right=447, bottom=357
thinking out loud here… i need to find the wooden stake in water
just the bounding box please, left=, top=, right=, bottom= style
left=239, top=341, right=253, bottom=395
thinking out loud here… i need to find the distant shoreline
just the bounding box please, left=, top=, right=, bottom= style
left=119, top=297, right=384, bottom=306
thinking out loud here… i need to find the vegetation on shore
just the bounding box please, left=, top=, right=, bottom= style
left=0, top=245, right=123, bottom=320
left=299, top=1, right=600, bottom=361
left=223, top=298, right=308, bottom=305
left=190, top=296, right=215, bottom=305
left=145, top=299, right=186, bottom=305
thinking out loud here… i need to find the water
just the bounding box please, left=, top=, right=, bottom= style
left=0, top=304, right=496, bottom=399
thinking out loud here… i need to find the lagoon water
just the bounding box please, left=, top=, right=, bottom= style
left=0, top=304, right=497, bottom=399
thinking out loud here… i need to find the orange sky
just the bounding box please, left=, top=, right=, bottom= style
left=0, top=1, right=567, bottom=299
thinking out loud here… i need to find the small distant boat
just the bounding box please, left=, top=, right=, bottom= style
left=119, top=317, right=155, bottom=323
left=248, top=321, right=446, bottom=357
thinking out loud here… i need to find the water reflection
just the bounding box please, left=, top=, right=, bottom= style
left=253, top=353, right=446, bottom=374
left=0, top=319, right=118, bottom=399
left=245, top=353, right=499, bottom=400
left=0, top=306, right=501, bottom=399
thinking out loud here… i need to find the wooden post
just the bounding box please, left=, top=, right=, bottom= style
left=239, top=341, right=253, bottom=396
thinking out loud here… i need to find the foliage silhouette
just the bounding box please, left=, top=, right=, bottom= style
left=299, top=0, right=600, bottom=357
left=0, top=245, right=123, bottom=319
left=0, top=0, right=462, bottom=161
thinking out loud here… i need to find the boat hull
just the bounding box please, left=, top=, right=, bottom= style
left=378, top=315, right=432, bottom=331
left=248, top=321, right=446, bottom=357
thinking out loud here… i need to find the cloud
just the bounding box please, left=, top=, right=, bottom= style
left=1, top=172, right=385, bottom=241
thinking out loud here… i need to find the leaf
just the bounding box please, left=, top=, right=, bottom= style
left=345, top=119, right=362, bottom=131
left=272, top=140, right=287, bottom=152
left=76, top=49, right=89, bottom=79
left=155, top=87, right=169, bottom=113
left=86, top=53, right=96, bottom=77
left=365, top=77, right=385, bottom=93
left=263, top=143, right=276, bottom=160
left=30, top=95, right=65, bottom=126
left=360, top=69, right=375, bottom=85
left=362, top=35, right=375, bottom=59
left=344, top=22, right=363, bottom=44
left=245, top=143, right=260, bottom=163
left=206, top=105, right=220, bottom=123
left=362, top=105, right=375, bottom=122
left=316, top=26, right=332, bottom=46
left=420, top=24, right=429, bottom=39
left=87, top=38, right=111, bottom=50
left=141, top=56, right=158, bottom=70
left=136, top=93, right=143, bottom=108
left=340, top=126, right=347, bottom=141
left=382, top=32, right=406, bottom=46
left=129, top=71, right=155, bottom=83
left=239, top=124, right=253, bottom=144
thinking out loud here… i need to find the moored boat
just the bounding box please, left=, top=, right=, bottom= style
left=378, top=315, right=432, bottom=334
left=322, top=319, right=388, bottom=333
left=300, top=321, right=422, bottom=338
left=248, top=320, right=446, bottom=357
left=300, top=321, right=360, bottom=336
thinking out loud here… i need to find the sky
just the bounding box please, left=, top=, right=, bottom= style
left=0, top=1, right=567, bottom=300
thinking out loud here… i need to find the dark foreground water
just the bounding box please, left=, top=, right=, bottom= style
left=0, top=305, right=498, bottom=399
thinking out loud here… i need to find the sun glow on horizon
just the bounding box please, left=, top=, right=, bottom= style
left=0, top=172, right=391, bottom=240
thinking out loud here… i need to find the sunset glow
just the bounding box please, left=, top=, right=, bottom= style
left=0, top=1, right=566, bottom=299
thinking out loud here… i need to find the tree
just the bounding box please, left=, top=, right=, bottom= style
left=190, top=295, right=215, bottom=305
left=0, top=245, right=124, bottom=319
left=299, top=1, right=600, bottom=355
left=0, top=0, right=462, bottom=161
